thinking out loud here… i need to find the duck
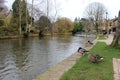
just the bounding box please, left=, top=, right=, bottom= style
left=88, top=54, right=103, bottom=63
left=77, top=47, right=89, bottom=55
left=88, top=40, right=93, bottom=45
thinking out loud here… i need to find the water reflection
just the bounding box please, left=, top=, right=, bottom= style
left=0, top=36, right=94, bottom=80
left=12, top=39, right=30, bottom=68
left=0, top=40, right=21, bottom=80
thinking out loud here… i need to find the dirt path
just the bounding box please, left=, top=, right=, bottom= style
left=97, top=34, right=114, bottom=45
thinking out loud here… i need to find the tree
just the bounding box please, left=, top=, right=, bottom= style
left=0, top=0, right=8, bottom=26
left=12, top=0, right=31, bottom=35
left=0, top=7, right=3, bottom=12
left=28, top=4, right=44, bottom=21
left=37, top=15, right=51, bottom=36
left=72, top=17, right=83, bottom=34
left=11, top=0, right=21, bottom=35
left=84, top=2, right=106, bottom=34
left=111, top=11, right=120, bottom=47
left=37, top=0, right=61, bottom=35
left=30, top=0, right=34, bottom=28
left=21, top=0, right=31, bottom=31
left=0, top=20, right=4, bottom=26
left=81, top=18, right=91, bottom=33
left=54, top=17, right=73, bottom=33
left=28, top=0, right=61, bottom=36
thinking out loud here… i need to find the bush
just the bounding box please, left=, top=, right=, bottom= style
left=0, top=20, right=4, bottom=26
left=0, top=26, right=18, bottom=36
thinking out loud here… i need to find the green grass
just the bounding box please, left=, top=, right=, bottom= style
left=98, top=34, right=107, bottom=40
left=60, top=42, right=120, bottom=80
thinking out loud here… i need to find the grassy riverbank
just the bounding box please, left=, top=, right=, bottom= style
left=60, top=42, right=120, bottom=80
left=97, top=34, right=107, bottom=40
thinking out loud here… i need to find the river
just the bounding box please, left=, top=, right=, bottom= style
left=0, top=35, right=95, bottom=80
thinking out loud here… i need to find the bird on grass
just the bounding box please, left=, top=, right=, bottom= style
left=88, top=54, right=103, bottom=63
left=77, top=47, right=89, bottom=55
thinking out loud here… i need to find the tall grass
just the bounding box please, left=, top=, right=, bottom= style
left=60, top=42, right=120, bottom=80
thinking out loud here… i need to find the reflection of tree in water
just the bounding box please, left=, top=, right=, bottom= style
left=11, top=38, right=30, bottom=69
left=11, top=38, right=50, bottom=80
left=0, top=40, right=21, bottom=80
left=56, top=35, right=72, bottom=43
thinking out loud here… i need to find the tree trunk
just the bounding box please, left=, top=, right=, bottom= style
left=25, top=0, right=28, bottom=33
left=19, top=0, right=22, bottom=36
left=111, top=32, right=120, bottom=47
left=31, top=0, right=34, bottom=27
left=39, top=30, right=44, bottom=37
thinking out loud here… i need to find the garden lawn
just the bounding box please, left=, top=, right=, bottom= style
left=60, top=42, right=120, bottom=80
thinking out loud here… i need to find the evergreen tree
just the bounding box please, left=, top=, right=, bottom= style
left=72, top=18, right=83, bottom=34
left=11, top=0, right=31, bottom=34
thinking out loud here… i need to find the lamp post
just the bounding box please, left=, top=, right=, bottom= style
left=106, top=12, right=108, bottom=28
left=106, top=12, right=109, bottom=37
left=106, top=12, right=108, bottom=19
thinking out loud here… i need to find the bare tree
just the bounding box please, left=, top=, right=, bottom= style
left=28, top=0, right=60, bottom=22
left=36, top=0, right=60, bottom=35
left=46, top=0, right=61, bottom=22
left=81, top=18, right=90, bottom=33
left=46, top=0, right=61, bottom=35
left=53, top=0, right=57, bottom=21
left=27, top=0, right=44, bottom=20
left=32, top=6, right=44, bottom=20
left=111, top=11, right=120, bottom=47
left=28, top=0, right=61, bottom=36
left=84, top=2, right=106, bottom=34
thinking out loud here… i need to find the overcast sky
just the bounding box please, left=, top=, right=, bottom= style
left=6, top=0, right=120, bottom=20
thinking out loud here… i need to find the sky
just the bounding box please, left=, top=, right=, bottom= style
left=5, top=0, right=120, bottom=21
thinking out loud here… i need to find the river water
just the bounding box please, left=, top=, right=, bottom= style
left=0, top=35, right=94, bottom=80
